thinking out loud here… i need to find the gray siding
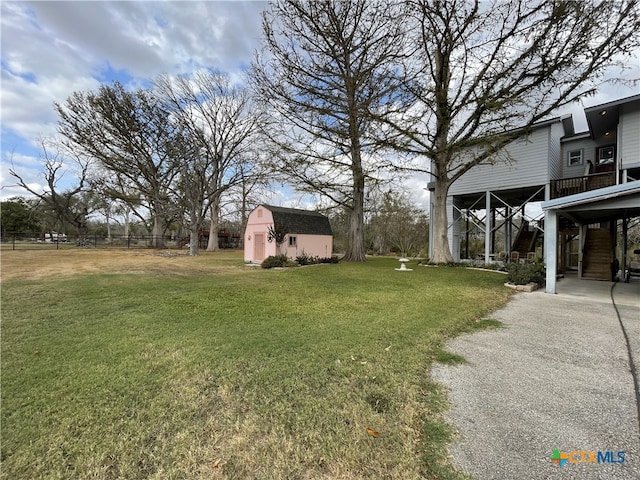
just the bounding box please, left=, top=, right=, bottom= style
left=620, top=102, right=640, bottom=169
left=450, top=127, right=551, bottom=196
left=561, top=134, right=621, bottom=179
left=548, top=122, right=564, bottom=181
left=561, top=137, right=597, bottom=178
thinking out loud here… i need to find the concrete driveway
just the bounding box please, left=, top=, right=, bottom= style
left=431, top=275, right=640, bottom=480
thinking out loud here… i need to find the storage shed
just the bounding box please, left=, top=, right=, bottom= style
left=244, top=205, right=333, bottom=263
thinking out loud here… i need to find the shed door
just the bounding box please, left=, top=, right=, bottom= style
left=254, top=233, right=265, bottom=262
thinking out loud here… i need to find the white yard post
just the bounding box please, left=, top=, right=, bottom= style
left=545, top=209, right=558, bottom=294
left=485, top=191, right=492, bottom=264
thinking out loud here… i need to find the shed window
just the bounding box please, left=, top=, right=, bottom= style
left=567, top=149, right=583, bottom=166
left=257, top=209, right=263, bottom=218
left=288, top=236, right=297, bottom=247
left=596, top=145, right=615, bottom=165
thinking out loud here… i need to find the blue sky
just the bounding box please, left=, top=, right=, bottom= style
left=1, top=1, right=639, bottom=208
left=1, top=0, right=267, bottom=199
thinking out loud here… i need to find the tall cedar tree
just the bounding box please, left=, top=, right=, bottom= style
left=251, top=0, right=412, bottom=261
left=396, top=0, right=640, bottom=263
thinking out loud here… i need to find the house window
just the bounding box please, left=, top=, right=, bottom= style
left=257, top=209, right=262, bottom=218
left=567, top=149, right=583, bottom=167
left=596, top=145, right=615, bottom=165
left=288, top=236, right=297, bottom=247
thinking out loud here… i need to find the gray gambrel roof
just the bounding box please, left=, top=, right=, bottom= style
left=261, top=205, right=333, bottom=236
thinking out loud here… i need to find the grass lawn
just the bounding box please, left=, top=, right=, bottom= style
left=1, top=250, right=512, bottom=479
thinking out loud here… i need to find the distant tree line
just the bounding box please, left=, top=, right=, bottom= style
left=1, top=190, right=429, bottom=256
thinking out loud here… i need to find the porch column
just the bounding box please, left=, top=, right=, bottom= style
left=545, top=208, right=558, bottom=294
left=622, top=215, right=628, bottom=279
left=578, top=224, right=586, bottom=278
left=506, top=206, right=512, bottom=257
left=465, top=215, right=470, bottom=259
left=485, top=191, right=492, bottom=263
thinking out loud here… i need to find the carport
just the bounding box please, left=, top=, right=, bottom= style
left=542, top=180, right=640, bottom=294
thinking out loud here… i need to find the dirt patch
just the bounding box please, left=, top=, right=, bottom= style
left=0, top=249, right=244, bottom=282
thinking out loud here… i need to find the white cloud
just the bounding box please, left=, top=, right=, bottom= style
left=1, top=0, right=637, bottom=209
left=0, top=151, right=46, bottom=198
left=1, top=1, right=267, bottom=199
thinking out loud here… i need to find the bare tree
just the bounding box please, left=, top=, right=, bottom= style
left=9, top=139, right=94, bottom=234
left=55, top=82, right=181, bottom=247
left=168, top=133, right=216, bottom=256
left=391, top=0, right=640, bottom=262
left=155, top=71, right=264, bottom=255
left=251, top=0, right=413, bottom=262
left=223, top=156, right=272, bottom=234
left=368, top=191, right=428, bottom=257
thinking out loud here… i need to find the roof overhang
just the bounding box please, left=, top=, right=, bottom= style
left=542, top=180, right=640, bottom=224
left=585, top=93, right=640, bottom=139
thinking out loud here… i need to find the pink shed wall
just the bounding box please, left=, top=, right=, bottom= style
left=244, top=207, right=277, bottom=263
left=281, top=234, right=333, bottom=260
left=244, top=206, right=334, bottom=263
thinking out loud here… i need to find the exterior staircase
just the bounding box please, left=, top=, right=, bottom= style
left=511, top=228, right=539, bottom=256
left=581, top=228, right=613, bottom=281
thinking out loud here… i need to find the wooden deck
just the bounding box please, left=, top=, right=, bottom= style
left=550, top=172, right=616, bottom=199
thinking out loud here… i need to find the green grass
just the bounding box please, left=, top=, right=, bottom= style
left=433, top=349, right=467, bottom=365
left=1, top=254, right=512, bottom=479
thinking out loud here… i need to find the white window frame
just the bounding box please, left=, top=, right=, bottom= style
left=596, top=145, right=615, bottom=165
left=567, top=149, right=583, bottom=167
left=288, top=235, right=297, bottom=247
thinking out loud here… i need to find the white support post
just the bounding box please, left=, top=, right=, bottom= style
left=506, top=206, right=512, bottom=258
left=545, top=209, right=558, bottom=294
left=485, top=190, right=492, bottom=263
left=622, top=215, right=628, bottom=278
left=578, top=224, right=586, bottom=278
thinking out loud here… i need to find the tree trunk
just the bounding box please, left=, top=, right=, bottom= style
left=124, top=208, right=130, bottom=238
left=152, top=213, right=164, bottom=248
left=206, top=200, right=221, bottom=252
left=342, top=171, right=366, bottom=262
left=105, top=209, right=111, bottom=241
left=189, top=226, right=200, bottom=256
left=431, top=176, right=454, bottom=263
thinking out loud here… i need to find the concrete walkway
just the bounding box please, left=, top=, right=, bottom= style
left=431, top=275, right=640, bottom=480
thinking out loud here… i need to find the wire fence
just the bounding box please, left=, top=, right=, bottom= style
left=0, top=233, right=242, bottom=251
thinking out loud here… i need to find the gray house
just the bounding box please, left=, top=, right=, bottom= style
left=429, top=93, right=640, bottom=293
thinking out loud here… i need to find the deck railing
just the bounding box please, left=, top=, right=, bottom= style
left=550, top=172, right=616, bottom=199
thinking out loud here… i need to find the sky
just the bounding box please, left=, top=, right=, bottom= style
left=1, top=0, right=268, bottom=201
left=1, top=1, right=639, bottom=210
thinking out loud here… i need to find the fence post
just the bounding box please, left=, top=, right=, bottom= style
left=13, top=234, right=16, bottom=251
